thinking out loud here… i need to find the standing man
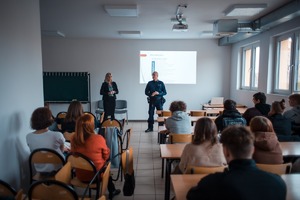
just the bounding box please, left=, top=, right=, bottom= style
left=145, top=71, right=167, bottom=132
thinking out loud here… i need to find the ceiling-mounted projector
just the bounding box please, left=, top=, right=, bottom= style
left=172, top=23, right=188, bottom=31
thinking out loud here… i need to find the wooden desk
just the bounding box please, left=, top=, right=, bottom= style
left=161, top=142, right=300, bottom=200
left=171, top=174, right=300, bottom=200
left=160, top=144, right=186, bottom=200
left=281, top=142, right=300, bottom=157
left=203, top=103, right=247, bottom=109
left=157, top=116, right=217, bottom=123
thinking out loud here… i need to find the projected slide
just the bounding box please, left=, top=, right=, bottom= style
left=140, top=51, right=197, bottom=84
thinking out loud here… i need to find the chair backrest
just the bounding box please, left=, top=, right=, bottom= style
left=98, top=100, right=104, bottom=109
left=184, top=165, right=227, bottom=174
left=115, top=100, right=127, bottom=109
left=63, top=132, right=75, bottom=142
left=190, top=110, right=206, bottom=116
left=121, top=147, right=134, bottom=175
left=29, top=148, right=66, bottom=183
left=56, top=111, right=67, bottom=130
left=66, top=152, right=97, bottom=172
left=55, top=162, right=72, bottom=184
left=169, top=133, right=193, bottom=144
left=28, top=179, right=78, bottom=200
left=0, top=179, right=17, bottom=197
left=162, top=110, right=172, bottom=117
left=256, top=163, right=292, bottom=175
left=222, top=117, right=246, bottom=129
left=100, top=119, right=123, bottom=132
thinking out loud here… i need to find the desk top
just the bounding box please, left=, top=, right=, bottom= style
left=171, top=174, right=300, bottom=200
left=203, top=103, right=247, bottom=108
left=157, top=116, right=217, bottom=123
left=161, top=142, right=300, bottom=159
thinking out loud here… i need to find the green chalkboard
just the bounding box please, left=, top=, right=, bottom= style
left=43, top=72, right=90, bottom=102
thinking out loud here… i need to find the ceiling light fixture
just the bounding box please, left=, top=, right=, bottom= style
left=172, top=4, right=188, bottom=32
left=41, top=30, right=65, bottom=37
left=118, top=31, right=141, bottom=37
left=104, top=5, right=138, bottom=17
left=224, top=4, right=267, bottom=17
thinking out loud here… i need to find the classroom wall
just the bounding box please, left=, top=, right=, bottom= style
left=230, top=16, right=300, bottom=108
left=41, top=39, right=232, bottom=119
left=0, top=0, right=43, bottom=190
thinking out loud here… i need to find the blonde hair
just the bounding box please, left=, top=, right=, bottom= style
left=105, top=72, right=112, bottom=82
left=268, top=99, right=285, bottom=116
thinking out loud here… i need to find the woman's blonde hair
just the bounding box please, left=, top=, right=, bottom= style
left=268, top=99, right=285, bottom=116
left=72, top=114, right=95, bottom=149
left=250, top=116, right=274, bottom=132
left=105, top=72, right=112, bottom=82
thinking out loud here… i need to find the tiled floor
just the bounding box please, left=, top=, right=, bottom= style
left=109, top=121, right=172, bottom=200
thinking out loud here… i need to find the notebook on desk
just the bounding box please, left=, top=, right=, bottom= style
left=210, top=97, right=224, bottom=105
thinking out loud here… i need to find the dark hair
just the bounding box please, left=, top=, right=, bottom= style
left=224, top=99, right=236, bottom=110
left=65, top=101, right=83, bottom=123
left=169, top=101, right=187, bottom=112
left=268, top=99, right=285, bottom=115
left=250, top=116, right=274, bottom=132
left=253, top=92, right=266, bottom=104
left=193, top=117, right=218, bottom=145
left=31, top=107, right=54, bottom=130
left=220, top=126, right=254, bottom=159
left=289, top=94, right=300, bottom=105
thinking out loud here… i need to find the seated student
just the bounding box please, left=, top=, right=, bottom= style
left=61, top=100, right=83, bottom=133
left=71, top=114, right=120, bottom=200
left=268, top=99, right=292, bottom=136
left=165, top=100, right=191, bottom=134
left=243, top=92, right=271, bottom=125
left=214, top=99, right=246, bottom=132
left=283, top=93, right=300, bottom=134
left=186, top=126, right=286, bottom=200
left=26, top=107, right=66, bottom=173
left=250, top=116, right=283, bottom=164
left=178, top=117, right=226, bottom=174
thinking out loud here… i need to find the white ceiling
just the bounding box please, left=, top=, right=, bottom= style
left=40, top=0, right=291, bottom=39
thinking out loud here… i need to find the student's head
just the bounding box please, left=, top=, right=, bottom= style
left=152, top=71, right=158, bottom=81
left=268, top=99, right=285, bottom=116
left=65, top=101, right=83, bottom=122
left=105, top=72, right=112, bottom=82
left=169, top=101, right=187, bottom=112
left=288, top=94, right=300, bottom=106
left=249, top=116, right=274, bottom=132
left=193, top=117, right=218, bottom=145
left=253, top=92, right=267, bottom=104
left=31, top=107, right=54, bottom=130
left=72, top=114, right=95, bottom=149
left=224, top=99, right=236, bottom=110
left=220, top=126, right=254, bottom=162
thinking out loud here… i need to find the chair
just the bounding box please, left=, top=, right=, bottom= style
left=162, top=110, right=172, bottom=117
left=28, top=179, right=78, bottom=200
left=122, top=128, right=133, bottom=150
left=184, top=165, right=227, bottom=174
left=256, top=163, right=292, bottom=175
left=0, top=179, right=23, bottom=200
left=115, top=100, right=128, bottom=125
left=100, top=119, right=123, bottom=133
left=64, top=131, right=75, bottom=142
left=95, top=100, right=104, bottom=120
left=169, top=133, right=193, bottom=144
left=29, top=148, right=66, bottom=184
left=56, top=111, right=67, bottom=131
left=66, top=152, right=99, bottom=199
left=190, top=110, right=206, bottom=116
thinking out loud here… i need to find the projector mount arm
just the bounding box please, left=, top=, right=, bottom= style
left=175, top=4, right=187, bottom=24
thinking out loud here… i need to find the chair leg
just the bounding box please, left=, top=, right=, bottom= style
left=126, top=112, right=128, bottom=124
left=161, top=158, right=164, bottom=178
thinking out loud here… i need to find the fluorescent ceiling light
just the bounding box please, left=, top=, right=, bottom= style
left=41, top=30, right=65, bottom=37
left=224, top=4, right=267, bottom=17
left=104, top=5, right=138, bottom=17
left=118, top=31, right=141, bottom=37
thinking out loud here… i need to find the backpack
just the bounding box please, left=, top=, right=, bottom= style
left=222, top=117, right=246, bottom=129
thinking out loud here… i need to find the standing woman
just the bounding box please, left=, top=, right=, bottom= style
left=100, top=73, right=119, bottom=120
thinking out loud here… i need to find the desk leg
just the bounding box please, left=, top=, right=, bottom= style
left=164, top=159, right=172, bottom=200
left=161, top=158, right=164, bottom=178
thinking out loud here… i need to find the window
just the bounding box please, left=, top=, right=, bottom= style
left=241, top=43, right=260, bottom=90
left=273, top=30, right=300, bottom=94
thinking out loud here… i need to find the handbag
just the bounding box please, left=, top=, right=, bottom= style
left=122, top=148, right=135, bottom=196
